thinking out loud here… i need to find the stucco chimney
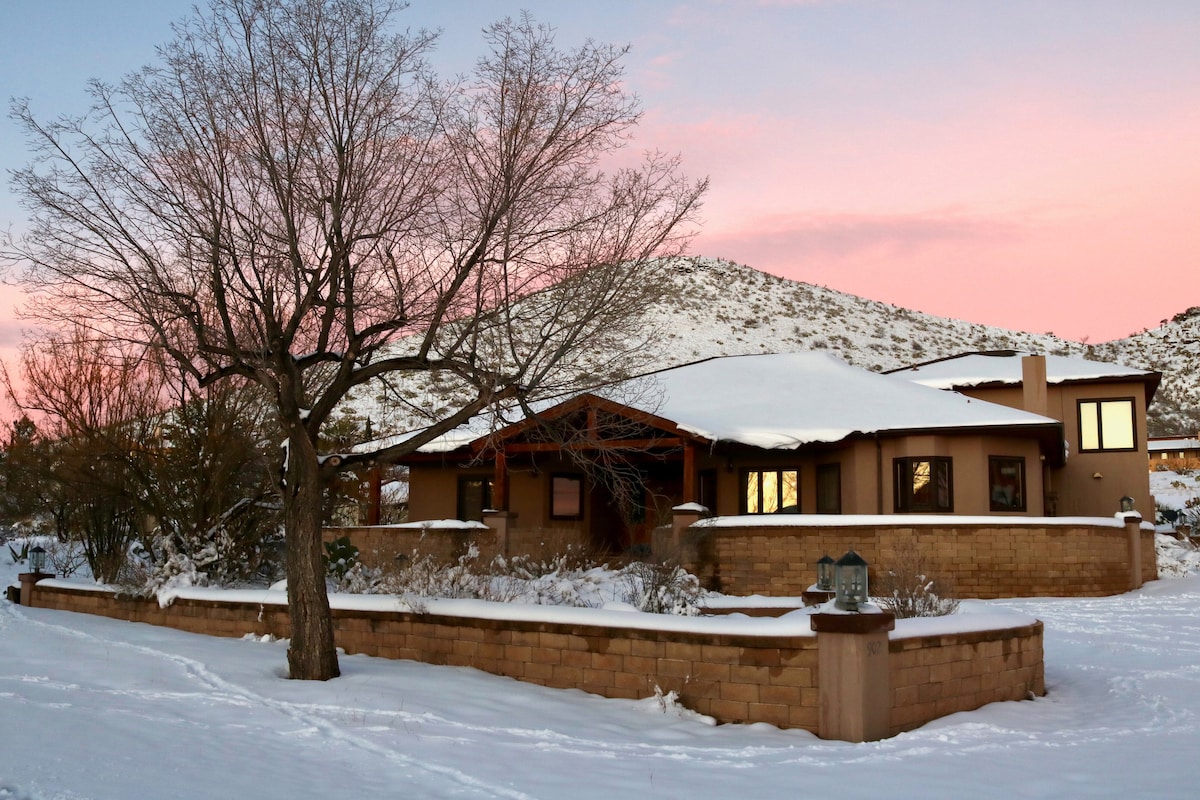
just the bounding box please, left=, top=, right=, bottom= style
left=1022, top=354, right=1048, bottom=416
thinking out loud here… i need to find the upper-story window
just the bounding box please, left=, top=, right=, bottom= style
left=743, top=469, right=799, bottom=514
left=894, top=457, right=953, bottom=513
left=1078, top=398, right=1136, bottom=452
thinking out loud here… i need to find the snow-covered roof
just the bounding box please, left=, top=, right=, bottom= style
left=1148, top=437, right=1200, bottom=452
left=416, top=352, right=1061, bottom=454
left=887, top=350, right=1156, bottom=390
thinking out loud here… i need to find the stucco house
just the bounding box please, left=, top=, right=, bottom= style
left=398, top=351, right=1148, bottom=554
left=886, top=351, right=1160, bottom=517
left=1148, top=435, right=1200, bottom=469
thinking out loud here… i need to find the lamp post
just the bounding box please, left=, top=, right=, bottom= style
left=29, top=545, right=47, bottom=575
left=834, top=550, right=869, bottom=612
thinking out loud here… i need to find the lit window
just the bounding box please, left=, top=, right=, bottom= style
left=816, top=464, right=841, bottom=514
left=1079, top=399, right=1136, bottom=452
left=457, top=477, right=493, bottom=522
left=550, top=475, right=584, bottom=519
left=988, top=456, right=1026, bottom=512
left=894, top=457, right=953, bottom=513
left=743, top=469, right=799, bottom=514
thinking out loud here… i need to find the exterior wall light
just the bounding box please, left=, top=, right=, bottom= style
left=1120, top=495, right=1136, bottom=513
left=834, top=550, right=869, bottom=612
left=816, top=554, right=835, bottom=591
left=29, top=545, right=47, bottom=575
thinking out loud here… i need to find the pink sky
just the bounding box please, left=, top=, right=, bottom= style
left=2, top=0, right=1198, bottom=373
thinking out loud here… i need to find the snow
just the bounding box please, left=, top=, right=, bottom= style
left=1148, top=436, right=1200, bottom=452
left=417, top=352, right=1061, bottom=454
left=5, top=547, right=1200, bottom=798
left=888, top=350, right=1154, bottom=390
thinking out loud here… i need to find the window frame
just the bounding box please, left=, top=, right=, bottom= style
left=549, top=473, right=585, bottom=520
left=1077, top=397, right=1137, bottom=453
left=741, top=468, right=800, bottom=515
left=988, top=456, right=1027, bottom=512
left=816, top=463, right=842, bottom=514
left=456, top=476, right=493, bottom=522
left=893, top=457, right=954, bottom=513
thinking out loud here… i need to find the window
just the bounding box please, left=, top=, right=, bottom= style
left=816, top=464, right=841, bottom=514
left=743, top=469, right=799, bottom=514
left=456, top=476, right=493, bottom=522
left=988, top=456, right=1026, bottom=512
left=894, top=457, right=953, bottom=513
left=1078, top=398, right=1136, bottom=452
left=550, top=474, right=584, bottom=519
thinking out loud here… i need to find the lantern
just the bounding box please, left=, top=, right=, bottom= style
left=1120, top=495, right=1136, bottom=513
left=816, top=554, right=835, bottom=591
left=29, top=545, right=47, bottom=574
left=834, top=550, right=869, bottom=612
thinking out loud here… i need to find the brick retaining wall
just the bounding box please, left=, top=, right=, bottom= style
left=888, top=623, right=1044, bottom=736
left=25, top=582, right=1043, bottom=739
left=327, top=525, right=587, bottom=569
left=682, top=520, right=1156, bottom=598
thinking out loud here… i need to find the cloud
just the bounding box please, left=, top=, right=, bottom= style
left=696, top=208, right=1023, bottom=261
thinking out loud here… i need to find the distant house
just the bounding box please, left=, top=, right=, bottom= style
left=887, top=350, right=1160, bottom=517
left=1148, top=435, right=1200, bottom=469
left=400, top=352, right=1096, bottom=553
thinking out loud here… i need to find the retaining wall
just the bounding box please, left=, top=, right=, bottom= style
left=681, top=518, right=1156, bottom=598
left=25, top=581, right=1043, bottom=739
left=327, top=524, right=587, bottom=569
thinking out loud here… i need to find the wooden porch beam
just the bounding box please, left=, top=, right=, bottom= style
left=683, top=442, right=696, bottom=503
left=501, top=437, right=686, bottom=453
left=493, top=449, right=509, bottom=511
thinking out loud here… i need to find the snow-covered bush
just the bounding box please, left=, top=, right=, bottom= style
left=339, top=544, right=705, bottom=615
left=619, top=560, right=702, bottom=615
left=873, top=537, right=960, bottom=618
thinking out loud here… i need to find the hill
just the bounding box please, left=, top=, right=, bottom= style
left=638, top=257, right=1197, bottom=436
left=345, top=257, right=1198, bottom=438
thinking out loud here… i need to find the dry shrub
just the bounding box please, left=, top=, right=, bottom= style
left=873, top=536, right=960, bottom=619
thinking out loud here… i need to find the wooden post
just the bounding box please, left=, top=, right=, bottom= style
left=682, top=442, right=696, bottom=503
left=367, top=466, right=382, bottom=526
left=493, top=449, right=509, bottom=512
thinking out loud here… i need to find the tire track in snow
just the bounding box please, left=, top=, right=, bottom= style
left=3, top=608, right=536, bottom=800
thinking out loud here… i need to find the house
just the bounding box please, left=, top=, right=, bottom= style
left=886, top=350, right=1160, bottom=517
left=401, top=351, right=1091, bottom=554
left=1148, top=435, right=1200, bottom=469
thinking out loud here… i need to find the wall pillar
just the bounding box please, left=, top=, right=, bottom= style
left=811, top=611, right=896, bottom=742
left=18, top=571, right=55, bottom=607
left=1124, top=512, right=1143, bottom=591
left=669, top=504, right=706, bottom=551
left=482, top=510, right=517, bottom=557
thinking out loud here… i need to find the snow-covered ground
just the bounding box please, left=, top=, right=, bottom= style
left=3, top=542, right=1200, bottom=798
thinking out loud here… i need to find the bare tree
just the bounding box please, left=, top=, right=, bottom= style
left=5, top=0, right=705, bottom=679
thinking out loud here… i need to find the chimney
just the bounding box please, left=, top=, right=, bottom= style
left=1022, top=354, right=1048, bottom=416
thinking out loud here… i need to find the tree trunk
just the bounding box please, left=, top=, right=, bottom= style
left=283, top=435, right=340, bottom=681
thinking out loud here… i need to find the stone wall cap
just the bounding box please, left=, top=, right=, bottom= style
left=811, top=611, right=896, bottom=634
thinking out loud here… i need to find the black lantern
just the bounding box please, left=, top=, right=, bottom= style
left=834, top=550, right=869, bottom=612
left=29, top=545, right=47, bottom=574
left=816, top=554, right=835, bottom=591
left=1120, top=495, right=1136, bottom=513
